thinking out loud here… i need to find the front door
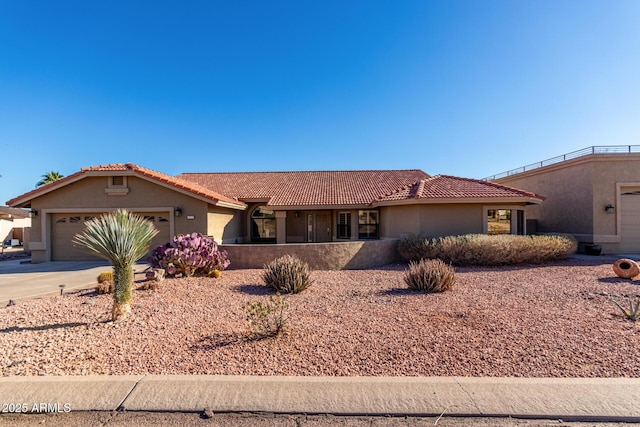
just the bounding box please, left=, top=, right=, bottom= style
left=307, top=212, right=332, bottom=243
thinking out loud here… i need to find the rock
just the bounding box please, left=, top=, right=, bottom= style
left=146, top=268, right=165, bottom=282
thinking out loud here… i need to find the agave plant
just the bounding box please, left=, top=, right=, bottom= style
left=611, top=297, right=640, bottom=321
left=74, top=209, right=158, bottom=321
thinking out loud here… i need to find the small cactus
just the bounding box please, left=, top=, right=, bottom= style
left=95, top=271, right=114, bottom=294
left=97, top=271, right=113, bottom=284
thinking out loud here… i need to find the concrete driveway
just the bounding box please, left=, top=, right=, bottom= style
left=0, top=259, right=147, bottom=305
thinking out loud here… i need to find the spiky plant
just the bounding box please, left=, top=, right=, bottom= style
left=262, top=255, right=312, bottom=294
left=74, top=209, right=158, bottom=321
left=611, top=297, right=640, bottom=321
left=404, top=258, right=455, bottom=293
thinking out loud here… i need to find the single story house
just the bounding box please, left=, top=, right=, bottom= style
left=487, top=145, right=640, bottom=254
left=7, top=163, right=543, bottom=267
left=0, top=206, right=31, bottom=250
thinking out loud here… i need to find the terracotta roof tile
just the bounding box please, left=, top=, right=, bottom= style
left=7, top=164, right=246, bottom=208
left=178, top=170, right=430, bottom=207
left=377, top=175, right=545, bottom=201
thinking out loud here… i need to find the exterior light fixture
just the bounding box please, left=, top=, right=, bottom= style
left=30, top=209, right=38, bottom=217
left=605, top=204, right=615, bottom=213
left=175, top=207, right=183, bottom=217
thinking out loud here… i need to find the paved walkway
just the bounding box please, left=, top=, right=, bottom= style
left=0, top=259, right=147, bottom=305
left=0, top=376, right=639, bottom=421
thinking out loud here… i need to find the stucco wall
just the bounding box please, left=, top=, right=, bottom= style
left=494, top=154, right=640, bottom=252
left=381, top=204, right=491, bottom=237
left=0, top=218, right=30, bottom=245
left=495, top=161, right=594, bottom=235
left=25, top=175, right=240, bottom=261
left=222, top=239, right=400, bottom=270
left=591, top=157, right=640, bottom=238
left=207, top=207, right=243, bottom=244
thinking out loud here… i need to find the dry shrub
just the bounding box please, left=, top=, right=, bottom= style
left=398, top=233, right=577, bottom=266
left=404, top=259, right=455, bottom=293
left=262, top=255, right=312, bottom=294
left=95, top=281, right=114, bottom=295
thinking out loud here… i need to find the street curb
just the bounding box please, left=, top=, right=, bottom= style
left=1, top=376, right=639, bottom=421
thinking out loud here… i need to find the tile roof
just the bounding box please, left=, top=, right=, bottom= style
left=376, top=175, right=544, bottom=202
left=7, top=164, right=246, bottom=209
left=178, top=170, right=430, bottom=207
left=7, top=165, right=543, bottom=209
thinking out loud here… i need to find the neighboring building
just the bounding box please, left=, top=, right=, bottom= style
left=487, top=145, right=640, bottom=253
left=0, top=207, right=31, bottom=249
left=7, top=163, right=543, bottom=264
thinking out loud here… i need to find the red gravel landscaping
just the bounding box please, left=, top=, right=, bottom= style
left=1, top=259, right=639, bottom=377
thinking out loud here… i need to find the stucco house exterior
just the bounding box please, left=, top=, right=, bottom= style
left=0, top=207, right=31, bottom=250
left=7, top=163, right=543, bottom=267
left=487, top=145, right=640, bottom=254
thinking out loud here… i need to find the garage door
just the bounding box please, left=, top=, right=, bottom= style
left=620, top=190, right=640, bottom=252
left=51, top=212, right=171, bottom=261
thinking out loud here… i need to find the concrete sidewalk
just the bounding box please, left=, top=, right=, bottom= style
left=0, top=376, right=639, bottom=421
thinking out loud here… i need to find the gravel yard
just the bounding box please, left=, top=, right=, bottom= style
left=1, top=259, right=639, bottom=377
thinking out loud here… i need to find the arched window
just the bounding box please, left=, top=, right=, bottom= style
left=251, top=207, right=276, bottom=243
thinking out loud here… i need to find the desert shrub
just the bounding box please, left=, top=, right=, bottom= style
left=404, top=259, right=455, bottom=293
left=147, top=233, right=230, bottom=277
left=243, top=294, right=289, bottom=337
left=398, top=233, right=577, bottom=266
left=262, top=255, right=312, bottom=294
left=397, top=234, right=437, bottom=261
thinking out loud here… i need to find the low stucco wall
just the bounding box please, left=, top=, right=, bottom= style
left=221, top=239, right=400, bottom=270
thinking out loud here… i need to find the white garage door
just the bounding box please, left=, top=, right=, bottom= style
left=51, top=212, right=171, bottom=261
left=620, top=190, right=640, bottom=252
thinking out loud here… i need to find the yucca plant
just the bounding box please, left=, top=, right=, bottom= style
left=74, top=209, right=158, bottom=321
left=611, top=297, right=640, bottom=321
left=262, top=255, right=312, bottom=294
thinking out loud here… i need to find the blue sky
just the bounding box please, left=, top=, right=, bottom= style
left=2, top=0, right=640, bottom=204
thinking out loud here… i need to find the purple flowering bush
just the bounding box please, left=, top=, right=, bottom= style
left=148, top=233, right=230, bottom=278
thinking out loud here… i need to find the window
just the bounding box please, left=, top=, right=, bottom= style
left=337, top=212, right=351, bottom=239
left=105, top=176, right=129, bottom=195
left=251, top=206, right=277, bottom=242
left=487, top=209, right=525, bottom=235
left=358, top=210, right=379, bottom=239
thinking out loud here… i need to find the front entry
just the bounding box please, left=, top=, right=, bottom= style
left=306, top=212, right=332, bottom=243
